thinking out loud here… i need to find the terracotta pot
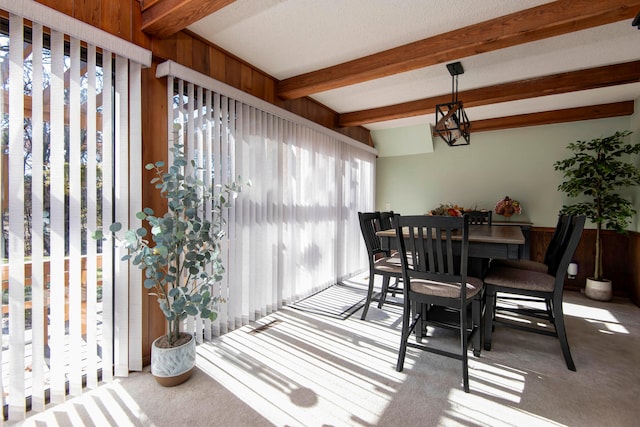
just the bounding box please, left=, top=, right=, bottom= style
left=151, top=333, right=196, bottom=386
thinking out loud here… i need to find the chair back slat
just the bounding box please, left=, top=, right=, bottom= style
left=393, top=215, right=469, bottom=298
left=466, top=210, right=492, bottom=226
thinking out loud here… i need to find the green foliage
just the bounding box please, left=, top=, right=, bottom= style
left=553, top=130, right=640, bottom=279
left=93, top=143, right=249, bottom=346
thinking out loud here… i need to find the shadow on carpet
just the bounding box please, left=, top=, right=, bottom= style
left=288, top=283, right=368, bottom=320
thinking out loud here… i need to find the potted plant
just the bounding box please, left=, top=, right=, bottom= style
left=553, top=130, right=640, bottom=301
left=94, top=143, right=248, bottom=385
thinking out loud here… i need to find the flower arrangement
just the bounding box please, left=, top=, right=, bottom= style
left=429, top=203, right=464, bottom=217
left=494, top=196, right=522, bottom=217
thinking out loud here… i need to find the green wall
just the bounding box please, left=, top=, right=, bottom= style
left=376, top=114, right=639, bottom=230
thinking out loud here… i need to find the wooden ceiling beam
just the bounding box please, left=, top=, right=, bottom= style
left=339, top=60, right=640, bottom=127
left=141, top=0, right=237, bottom=39
left=469, top=101, right=635, bottom=133
left=278, top=0, right=640, bottom=100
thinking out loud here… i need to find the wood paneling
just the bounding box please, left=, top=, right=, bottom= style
left=36, top=0, right=73, bottom=16
left=141, top=62, right=169, bottom=364
left=152, top=30, right=372, bottom=145
left=629, top=232, right=640, bottom=307
left=530, top=227, right=633, bottom=299
left=34, top=0, right=151, bottom=49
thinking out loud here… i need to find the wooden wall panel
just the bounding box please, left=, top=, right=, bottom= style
left=34, top=0, right=151, bottom=49
left=101, top=0, right=132, bottom=41
left=74, top=0, right=102, bottom=29
left=36, top=0, right=73, bottom=16
left=141, top=62, right=169, bottom=364
left=152, top=30, right=372, bottom=146
left=629, top=232, right=640, bottom=306
left=530, top=227, right=634, bottom=301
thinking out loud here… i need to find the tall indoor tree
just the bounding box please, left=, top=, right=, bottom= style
left=554, top=130, right=640, bottom=287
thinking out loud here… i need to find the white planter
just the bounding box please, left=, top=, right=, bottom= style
left=151, top=333, right=196, bottom=386
left=585, top=277, right=612, bottom=302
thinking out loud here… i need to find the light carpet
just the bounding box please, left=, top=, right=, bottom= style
left=288, top=282, right=367, bottom=319
left=15, top=273, right=640, bottom=427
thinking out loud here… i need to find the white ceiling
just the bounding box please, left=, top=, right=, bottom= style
left=188, top=0, right=640, bottom=131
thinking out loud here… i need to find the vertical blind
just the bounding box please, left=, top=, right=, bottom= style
left=158, top=61, right=376, bottom=339
left=0, top=1, right=150, bottom=421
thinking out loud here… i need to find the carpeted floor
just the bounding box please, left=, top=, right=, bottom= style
left=288, top=282, right=368, bottom=319
left=16, top=273, right=640, bottom=426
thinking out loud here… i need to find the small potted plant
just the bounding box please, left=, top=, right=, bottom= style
left=554, top=130, right=640, bottom=301
left=94, top=142, right=248, bottom=385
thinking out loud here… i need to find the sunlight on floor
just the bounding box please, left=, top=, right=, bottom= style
left=564, top=301, right=629, bottom=334
left=18, top=380, right=149, bottom=426
left=443, top=387, right=565, bottom=427
left=469, top=362, right=525, bottom=402
left=197, top=310, right=406, bottom=426
left=15, top=276, right=637, bottom=426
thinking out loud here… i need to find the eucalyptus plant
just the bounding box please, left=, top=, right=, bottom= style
left=553, top=130, right=640, bottom=280
left=94, top=143, right=248, bottom=346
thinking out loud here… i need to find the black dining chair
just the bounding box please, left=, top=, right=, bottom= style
left=358, top=212, right=403, bottom=320
left=466, top=210, right=492, bottom=278
left=466, top=210, right=492, bottom=226
left=393, top=214, right=483, bottom=393
left=486, top=214, right=572, bottom=324
left=483, top=215, right=585, bottom=370
left=490, top=213, right=571, bottom=274
left=377, top=210, right=395, bottom=232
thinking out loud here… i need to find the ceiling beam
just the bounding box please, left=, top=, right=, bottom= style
left=339, top=60, right=640, bottom=127
left=469, top=101, right=635, bottom=133
left=278, top=0, right=640, bottom=100
left=141, top=0, right=237, bottom=39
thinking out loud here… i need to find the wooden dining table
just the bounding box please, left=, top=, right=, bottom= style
left=376, top=224, right=525, bottom=260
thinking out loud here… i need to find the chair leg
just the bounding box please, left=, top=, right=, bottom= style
left=460, top=304, right=470, bottom=393
left=483, top=286, right=495, bottom=351
left=361, top=271, right=376, bottom=320
left=472, top=295, right=482, bottom=357
left=546, top=299, right=555, bottom=325
left=378, top=275, right=390, bottom=309
left=415, top=301, right=425, bottom=343
left=396, top=300, right=411, bottom=372
left=552, top=296, right=576, bottom=371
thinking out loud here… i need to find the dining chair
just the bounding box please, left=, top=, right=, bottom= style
left=377, top=210, right=395, bottom=232
left=358, top=212, right=403, bottom=320
left=490, top=213, right=571, bottom=274
left=466, top=210, right=492, bottom=225
left=483, top=215, right=585, bottom=370
left=393, top=214, right=483, bottom=393
left=487, top=214, right=572, bottom=325
left=466, top=210, right=492, bottom=278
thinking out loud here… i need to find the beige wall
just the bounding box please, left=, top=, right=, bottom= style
left=376, top=114, right=638, bottom=230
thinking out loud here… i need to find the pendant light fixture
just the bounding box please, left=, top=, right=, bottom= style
left=434, top=61, right=471, bottom=146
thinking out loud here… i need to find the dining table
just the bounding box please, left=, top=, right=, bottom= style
left=376, top=224, right=526, bottom=261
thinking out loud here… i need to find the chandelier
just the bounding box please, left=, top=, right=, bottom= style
left=434, top=61, right=471, bottom=146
